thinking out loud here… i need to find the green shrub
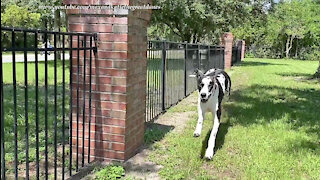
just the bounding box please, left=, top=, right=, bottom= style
left=305, top=49, right=320, bottom=61
left=95, top=165, right=125, bottom=180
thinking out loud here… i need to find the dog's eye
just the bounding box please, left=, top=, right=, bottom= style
left=209, top=81, right=213, bottom=85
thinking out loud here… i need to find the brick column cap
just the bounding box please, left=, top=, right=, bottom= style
left=222, top=32, right=233, bottom=40
left=220, top=32, right=233, bottom=46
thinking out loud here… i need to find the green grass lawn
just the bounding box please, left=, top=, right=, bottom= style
left=147, top=58, right=320, bottom=179
left=2, top=60, right=72, bottom=176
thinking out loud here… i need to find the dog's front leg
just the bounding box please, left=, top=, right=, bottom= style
left=194, top=102, right=205, bottom=137
left=205, top=104, right=220, bottom=160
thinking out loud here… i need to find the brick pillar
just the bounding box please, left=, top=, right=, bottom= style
left=220, top=33, right=234, bottom=69
left=64, top=0, right=151, bottom=162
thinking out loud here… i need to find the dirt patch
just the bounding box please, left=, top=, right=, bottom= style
left=123, top=93, right=198, bottom=179
left=155, top=111, right=195, bottom=134
left=122, top=148, right=162, bottom=180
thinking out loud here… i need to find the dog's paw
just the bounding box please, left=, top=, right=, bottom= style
left=204, top=149, right=214, bottom=160
left=193, top=131, right=201, bottom=137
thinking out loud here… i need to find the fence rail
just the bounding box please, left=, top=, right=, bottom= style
left=0, top=26, right=97, bottom=180
left=146, top=41, right=225, bottom=122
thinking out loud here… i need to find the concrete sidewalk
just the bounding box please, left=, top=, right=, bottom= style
left=2, top=53, right=70, bottom=63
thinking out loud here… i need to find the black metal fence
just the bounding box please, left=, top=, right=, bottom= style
left=146, top=41, right=225, bottom=122
left=0, top=27, right=97, bottom=179
left=232, top=46, right=242, bottom=66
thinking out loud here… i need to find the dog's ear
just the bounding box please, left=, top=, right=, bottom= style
left=195, top=69, right=204, bottom=80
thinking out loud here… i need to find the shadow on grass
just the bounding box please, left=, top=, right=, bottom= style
left=223, top=84, right=320, bottom=151
left=235, top=61, right=286, bottom=67
left=276, top=72, right=314, bottom=78
left=144, top=122, right=174, bottom=146
left=2, top=83, right=72, bottom=177
left=276, top=72, right=320, bottom=84
left=200, top=121, right=231, bottom=158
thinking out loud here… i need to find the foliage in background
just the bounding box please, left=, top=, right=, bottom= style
left=151, top=0, right=319, bottom=63
left=1, top=0, right=66, bottom=59
left=1, top=0, right=66, bottom=31
left=149, top=0, right=256, bottom=44
left=1, top=5, right=41, bottom=28
left=233, top=0, right=320, bottom=60
left=1, top=5, right=42, bottom=48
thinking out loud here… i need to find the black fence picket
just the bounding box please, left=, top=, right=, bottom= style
left=146, top=41, right=225, bottom=122
left=0, top=26, right=97, bottom=180
left=232, top=46, right=242, bottom=66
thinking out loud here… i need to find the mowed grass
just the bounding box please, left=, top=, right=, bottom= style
left=2, top=60, right=72, bottom=175
left=148, top=58, right=320, bottom=179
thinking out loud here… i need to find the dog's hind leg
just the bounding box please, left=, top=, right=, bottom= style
left=205, top=104, right=221, bottom=160
left=194, top=103, right=205, bottom=137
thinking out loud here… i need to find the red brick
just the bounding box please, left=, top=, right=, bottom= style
left=95, top=59, right=113, bottom=68
left=110, top=110, right=126, bottom=119
left=110, top=94, right=126, bottom=102
left=98, top=43, right=113, bottom=50
left=98, top=51, right=128, bottom=59
left=100, top=0, right=129, bottom=5
left=69, top=17, right=128, bottom=24
left=112, top=86, right=126, bottom=93
left=112, top=143, right=125, bottom=151
left=104, top=118, right=126, bottom=126
left=66, top=9, right=80, bottom=15
left=112, top=61, right=127, bottom=69
left=98, top=77, right=112, bottom=84
left=85, top=24, right=113, bottom=33
left=112, top=25, right=128, bottom=33
left=111, top=127, right=125, bottom=135
left=99, top=34, right=128, bottom=42
left=80, top=9, right=113, bottom=15
left=69, top=24, right=83, bottom=32
left=113, top=43, right=127, bottom=51
left=112, top=77, right=126, bottom=86
left=72, top=148, right=125, bottom=160
left=96, top=68, right=127, bottom=77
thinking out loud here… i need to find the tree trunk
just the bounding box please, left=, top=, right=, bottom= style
left=285, top=35, right=294, bottom=58
left=295, top=39, right=298, bottom=58
left=285, top=36, right=290, bottom=58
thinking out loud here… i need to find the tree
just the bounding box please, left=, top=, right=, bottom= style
left=1, top=4, right=41, bottom=28
left=268, top=1, right=314, bottom=58
left=1, top=0, right=66, bottom=31
left=150, top=0, right=250, bottom=43
left=232, top=0, right=273, bottom=46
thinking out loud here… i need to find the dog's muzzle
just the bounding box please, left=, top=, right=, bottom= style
left=201, top=98, right=208, bottom=103
left=200, top=93, right=210, bottom=103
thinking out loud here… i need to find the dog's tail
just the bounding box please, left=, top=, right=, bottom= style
left=228, top=77, right=231, bottom=96
left=221, top=71, right=231, bottom=96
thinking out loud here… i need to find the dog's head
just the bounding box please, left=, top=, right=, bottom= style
left=195, top=69, right=217, bottom=103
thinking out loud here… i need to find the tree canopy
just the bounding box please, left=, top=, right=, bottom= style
left=150, top=0, right=320, bottom=60
left=149, top=0, right=255, bottom=43
left=1, top=4, right=41, bottom=28
left=1, top=0, right=66, bottom=31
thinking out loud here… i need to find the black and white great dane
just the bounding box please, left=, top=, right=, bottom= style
left=193, top=68, right=231, bottom=160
